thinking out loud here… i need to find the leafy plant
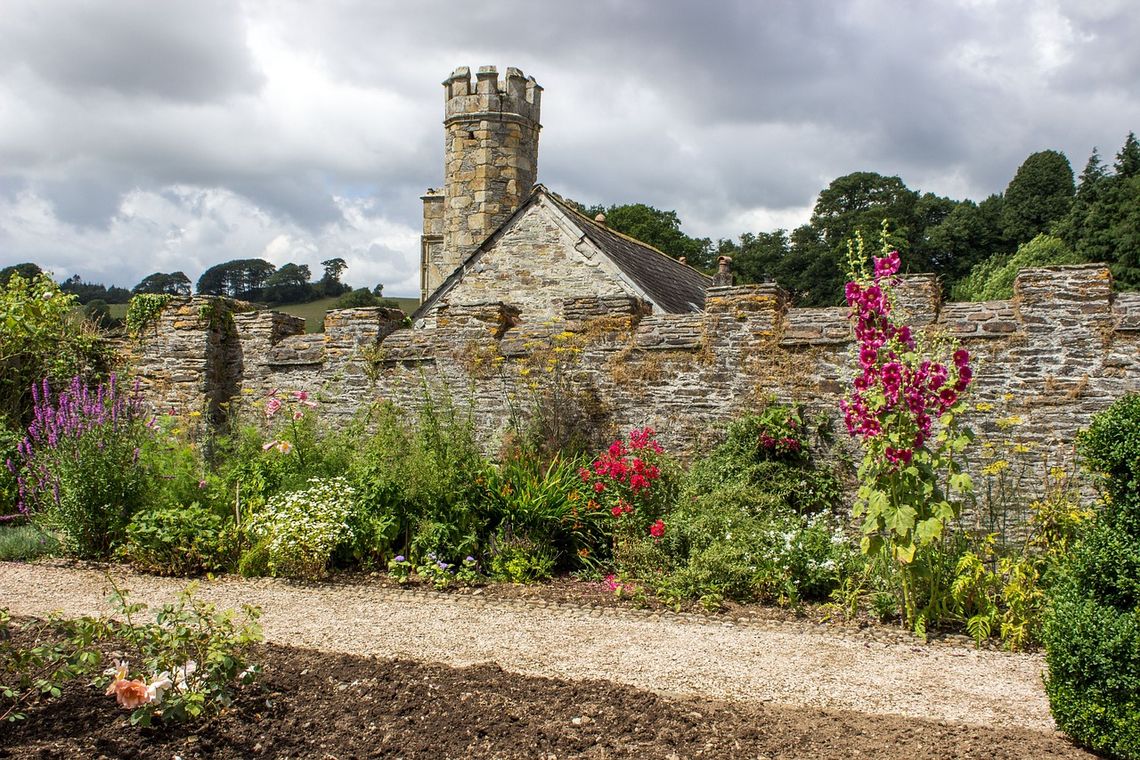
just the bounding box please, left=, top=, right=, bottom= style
left=489, top=535, right=557, bottom=583
left=0, top=272, right=112, bottom=428
left=841, top=235, right=975, bottom=633
left=1, top=582, right=260, bottom=727
left=100, top=580, right=261, bottom=726
left=124, top=293, right=173, bottom=337
left=0, top=523, right=59, bottom=561
left=10, top=375, right=153, bottom=557
left=482, top=450, right=607, bottom=573
left=1044, top=393, right=1140, bottom=758
left=0, top=609, right=106, bottom=722
left=122, top=503, right=227, bottom=576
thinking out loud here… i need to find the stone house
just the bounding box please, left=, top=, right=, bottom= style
left=414, top=65, right=710, bottom=325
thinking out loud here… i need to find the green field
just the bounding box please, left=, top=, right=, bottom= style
left=108, top=296, right=420, bottom=333
left=272, top=296, right=420, bottom=332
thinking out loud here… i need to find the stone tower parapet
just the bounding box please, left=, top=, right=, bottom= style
left=423, top=65, right=541, bottom=297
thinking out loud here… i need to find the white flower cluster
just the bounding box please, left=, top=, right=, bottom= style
left=246, top=477, right=358, bottom=579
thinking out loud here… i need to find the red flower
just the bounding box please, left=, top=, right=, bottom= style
left=611, top=505, right=623, bottom=517
left=593, top=481, right=605, bottom=494
left=649, top=519, right=665, bottom=538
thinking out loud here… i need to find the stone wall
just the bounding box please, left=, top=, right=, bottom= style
left=132, top=266, right=1140, bottom=480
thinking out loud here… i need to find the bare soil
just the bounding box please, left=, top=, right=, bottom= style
left=0, top=641, right=1096, bottom=760
left=0, top=560, right=1096, bottom=758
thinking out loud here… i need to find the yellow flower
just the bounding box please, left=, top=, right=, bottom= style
left=189, top=410, right=202, bottom=418
left=982, top=459, right=1010, bottom=476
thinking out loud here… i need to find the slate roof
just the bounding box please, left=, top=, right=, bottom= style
left=544, top=191, right=710, bottom=314
left=413, top=186, right=711, bottom=320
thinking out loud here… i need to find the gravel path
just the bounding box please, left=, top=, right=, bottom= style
left=0, top=561, right=1055, bottom=734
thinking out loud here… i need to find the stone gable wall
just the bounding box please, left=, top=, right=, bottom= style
left=421, top=200, right=642, bottom=324
left=132, top=266, right=1140, bottom=480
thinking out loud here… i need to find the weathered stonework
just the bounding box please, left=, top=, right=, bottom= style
left=419, top=195, right=658, bottom=324
left=420, top=65, right=542, bottom=299
left=130, top=267, right=1140, bottom=494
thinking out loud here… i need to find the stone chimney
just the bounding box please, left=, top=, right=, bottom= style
left=712, top=256, right=734, bottom=287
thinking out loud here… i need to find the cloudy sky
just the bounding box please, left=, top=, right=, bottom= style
left=2, top=1, right=1138, bottom=297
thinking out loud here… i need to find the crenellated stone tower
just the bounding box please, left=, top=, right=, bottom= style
left=420, top=65, right=542, bottom=301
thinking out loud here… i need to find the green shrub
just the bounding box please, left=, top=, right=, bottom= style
left=0, top=272, right=112, bottom=428
left=952, top=234, right=1084, bottom=301
left=1044, top=394, right=1140, bottom=758
left=489, top=534, right=556, bottom=583
left=349, top=395, right=486, bottom=564
left=122, top=504, right=227, bottom=576
left=0, top=523, right=59, bottom=561
left=643, top=407, right=853, bottom=605
left=245, top=476, right=358, bottom=579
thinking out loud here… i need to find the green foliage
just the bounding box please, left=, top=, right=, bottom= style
left=334, top=288, right=401, bottom=309
left=1044, top=394, right=1140, bottom=757
left=662, top=503, right=853, bottom=607
left=101, top=581, right=261, bottom=727
left=922, top=193, right=1005, bottom=292
left=18, top=378, right=154, bottom=559
left=0, top=425, right=21, bottom=516
left=635, top=405, right=852, bottom=606
left=482, top=451, right=607, bottom=573
left=1076, top=393, right=1140, bottom=519
left=952, top=234, right=1084, bottom=301
left=0, top=263, right=44, bottom=288
left=1, top=583, right=260, bottom=726
left=124, top=293, right=173, bottom=336
left=244, top=476, right=358, bottom=580
left=1057, top=134, right=1140, bottom=292
left=1000, top=150, right=1075, bottom=246
left=122, top=503, right=227, bottom=576
left=196, top=258, right=276, bottom=299
left=132, top=272, right=191, bottom=296
left=490, top=538, right=556, bottom=583
left=0, top=524, right=59, bottom=561
left=0, top=609, right=106, bottom=722
left=348, top=393, right=486, bottom=565
left=0, top=273, right=110, bottom=427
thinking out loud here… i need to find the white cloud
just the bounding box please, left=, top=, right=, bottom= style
left=0, top=0, right=1138, bottom=294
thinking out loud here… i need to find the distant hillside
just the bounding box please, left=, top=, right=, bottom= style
left=109, top=296, right=420, bottom=334
left=271, top=296, right=419, bottom=333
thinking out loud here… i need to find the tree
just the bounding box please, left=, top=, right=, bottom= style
left=133, top=271, right=191, bottom=296
left=788, top=172, right=920, bottom=305
left=0, top=263, right=43, bottom=288
left=333, top=288, right=400, bottom=309
left=317, top=258, right=350, bottom=298
left=924, top=195, right=1005, bottom=291
left=952, top=234, right=1083, bottom=301
left=717, top=230, right=790, bottom=285
left=196, top=259, right=276, bottom=299
left=1056, top=134, right=1140, bottom=291
left=0, top=272, right=111, bottom=426
left=1114, top=131, right=1140, bottom=178
left=999, top=149, right=1075, bottom=247
left=263, top=263, right=314, bottom=304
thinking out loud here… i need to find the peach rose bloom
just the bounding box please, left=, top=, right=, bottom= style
left=109, top=678, right=151, bottom=709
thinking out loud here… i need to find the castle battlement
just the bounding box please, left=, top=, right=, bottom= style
left=443, top=65, right=542, bottom=124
